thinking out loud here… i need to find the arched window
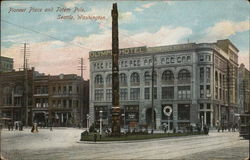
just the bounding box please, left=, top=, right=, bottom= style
left=119, top=73, right=127, bottom=85
left=178, top=69, right=191, bottom=82
left=130, top=72, right=140, bottom=85
left=95, top=74, right=103, bottom=87
left=106, top=74, right=112, bottom=87
left=144, top=71, right=157, bottom=84
left=162, top=70, right=174, bottom=83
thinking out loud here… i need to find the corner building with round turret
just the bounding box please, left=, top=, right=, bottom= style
left=89, top=39, right=239, bottom=131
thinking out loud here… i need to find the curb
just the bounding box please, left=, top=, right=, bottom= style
left=76, top=134, right=207, bottom=144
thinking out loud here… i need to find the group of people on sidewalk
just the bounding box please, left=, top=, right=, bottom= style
left=7, top=121, right=23, bottom=131
left=216, top=121, right=238, bottom=132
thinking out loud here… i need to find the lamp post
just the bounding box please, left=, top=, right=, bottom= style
left=86, top=114, right=90, bottom=132
left=121, top=113, right=125, bottom=132
left=201, top=115, right=204, bottom=132
left=99, top=110, right=103, bottom=139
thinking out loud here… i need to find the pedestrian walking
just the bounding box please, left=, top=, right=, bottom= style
left=93, top=131, right=97, bottom=142
left=15, top=122, right=18, bottom=130
left=8, top=121, right=11, bottom=131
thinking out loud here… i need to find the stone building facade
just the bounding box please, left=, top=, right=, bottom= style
left=33, top=74, right=88, bottom=127
left=0, top=56, right=14, bottom=72
left=0, top=69, right=89, bottom=127
left=238, top=64, right=250, bottom=114
left=89, top=39, right=239, bottom=130
left=0, top=69, right=34, bottom=125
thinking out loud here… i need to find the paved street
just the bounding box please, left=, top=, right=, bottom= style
left=1, top=128, right=249, bottom=160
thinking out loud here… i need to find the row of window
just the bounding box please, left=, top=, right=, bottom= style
left=1, top=62, right=13, bottom=69
left=199, top=54, right=211, bottom=62
left=51, top=99, right=79, bottom=108
left=215, top=71, right=226, bottom=87
left=93, top=55, right=192, bottom=70
left=95, top=69, right=191, bottom=87
left=94, top=104, right=191, bottom=121
left=200, top=85, right=211, bottom=98
left=94, top=86, right=191, bottom=101
left=200, top=67, right=211, bottom=83
left=35, top=98, right=80, bottom=108
left=52, top=85, right=79, bottom=94
left=34, top=86, right=48, bottom=94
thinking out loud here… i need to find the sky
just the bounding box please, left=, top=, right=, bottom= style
left=1, top=0, right=249, bottom=80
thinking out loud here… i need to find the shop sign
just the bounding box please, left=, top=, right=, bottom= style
left=90, top=46, right=147, bottom=58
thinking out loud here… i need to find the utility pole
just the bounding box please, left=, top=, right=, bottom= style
left=111, top=3, right=121, bottom=136
left=151, top=55, right=155, bottom=133
left=78, top=57, right=86, bottom=127
left=226, top=63, right=230, bottom=125
left=22, top=43, right=29, bottom=126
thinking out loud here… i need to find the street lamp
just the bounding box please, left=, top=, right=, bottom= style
left=86, top=114, right=91, bottom=132
left=201, top=115, right=204, bottom=132
left=99, top=110, right=103, bottom=139
left=121, top=113, right=125, bottom=132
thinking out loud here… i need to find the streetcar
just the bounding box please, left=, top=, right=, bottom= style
left=239, top=113, right=250, bottom=139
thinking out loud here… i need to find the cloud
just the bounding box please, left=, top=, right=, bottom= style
left=1, top=25, right=192, bottom=79
left=135, top=8, right=143, bottom=12
left=119, top=26, right=192, bottom=47
left=164, top=1, right=175, bottom=5
left=64, top=0, right=84, bottom=8
left=119, top=12, right=135, bottom=23
left=142, top=2, right=156, bottom=9
left=201, top=20, right=250, bottom=42
left=135, top=2, right=156, bottom=13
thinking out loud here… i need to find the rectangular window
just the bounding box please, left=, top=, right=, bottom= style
left=69, top=99, right=72, bottom=108
left=206, top=67, right=211, bottom=83
left=43, top=86, right=48, bottom=94
left=144, top=88, right=150, bottom=100
left=63, top=86, right=67, bottom=93
left=69, top=86, right=72, bottom=94
left=178, top=86, right=191, bottom=99
left=95, top=89, right=104, bottom=101
left=199, top=55, right=204, bottom=61
left=58, top=87, right=61, bottom=94
left=130, top=88, right=140, bottom=100
left=207, top=103, right=211, bottom=109
left=106, top=89, right=112, bottom=101
left=153, top=87, right=157, bottom=99
left=219, top=88, right=222, bottom=100
left=200, top=67, right=204, bottom=83
left=162, top=87, right=174, bottom=99
left=206, top=85, right=211, bottom=98
left=206, top=55, right=211, bottom=61
left=215, top=87, right=218, bottom=99
left=120, top=88, right=128, bottom=100
left=200, top=103, right=204, bottom=110
left=77, top=86, right=79, bottom=93
left=200, top=85, right=204, bottom=98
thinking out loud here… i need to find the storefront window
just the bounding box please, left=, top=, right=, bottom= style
left=178, top=104, right=190, bottom=120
